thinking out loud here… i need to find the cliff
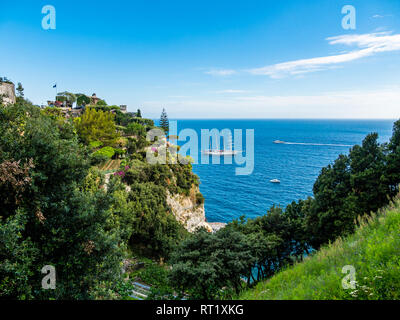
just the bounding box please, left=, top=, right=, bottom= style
left=166, top=186, right=213, bottom=233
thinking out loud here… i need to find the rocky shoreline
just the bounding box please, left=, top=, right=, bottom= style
left=208, top=222, right=227, bottom=232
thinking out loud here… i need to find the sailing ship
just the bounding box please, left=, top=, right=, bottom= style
left=202, top=135, right=239, bottom=155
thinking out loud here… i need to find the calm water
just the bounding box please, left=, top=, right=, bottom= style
left=167, top=119, right=394, bottom=223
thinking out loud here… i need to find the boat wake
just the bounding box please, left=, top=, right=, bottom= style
left=274, top=140, right=352, bottom=147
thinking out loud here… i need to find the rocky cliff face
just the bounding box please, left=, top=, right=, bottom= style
left=166, top=187, right=213, bottom=233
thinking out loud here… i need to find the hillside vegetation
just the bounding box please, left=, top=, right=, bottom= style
left=0, top=87, right=198, bottom=299
left=2, top=80, right=400, bottom=300
left=239, top=199, right=400, bottom=300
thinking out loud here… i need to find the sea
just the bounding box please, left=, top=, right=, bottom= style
left=161, top=119, right=395, bottom=224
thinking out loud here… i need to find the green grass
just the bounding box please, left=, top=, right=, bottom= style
left=239, top=199, right=400, bottom=300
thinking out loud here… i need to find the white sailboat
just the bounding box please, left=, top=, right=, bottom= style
left=202, top=135, right=239, bottom=155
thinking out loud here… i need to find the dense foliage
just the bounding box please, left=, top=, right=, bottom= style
left=2, top=80, right=400, bottom=301
left=0, top=88, right=196, bottom=299
left=74, top=107, right=119, bottom=145
left=0, top=101, right=124, bottom=299
left=170, top=228, right=254, bottom=299
left=239, top=198, right=400, bottom=300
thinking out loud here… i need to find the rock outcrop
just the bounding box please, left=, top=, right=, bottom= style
left=166, top=187, right=213, bottom=233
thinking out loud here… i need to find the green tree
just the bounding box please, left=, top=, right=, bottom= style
left=307, top=154, right=352, bottom=248
left=126, top=181, right=187, bottom=259
left=136, top=109, right=142, bottom=118
left=385, top=119, right=400, bottom=197
left=76, top=94, right=91, bottom=107
left=348, top=133, right=388, bottom=216
left=16, top=82, right=24, bottom=98
left=0, top=101, right=123, bottom=299
left=124, top=122, right=146, bottom=137
left=170, top=228, right=253, bottom=299
left=75, top=107, right=119, bottom=145
left=307, top=133, right=390, bottom=248
left=159, top=108, right=169, bottom=135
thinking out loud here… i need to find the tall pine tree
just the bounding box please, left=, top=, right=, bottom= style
left=16, top=82, right=24, bottom=98
left=159, top=108, right=169, bottom=135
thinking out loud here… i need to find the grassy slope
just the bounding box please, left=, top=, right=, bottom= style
left=239, top=199, right=400, bottom=300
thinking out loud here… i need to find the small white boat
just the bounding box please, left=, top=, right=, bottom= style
left=202, top=150, right=239, bottom=155
left=273, top=140, right=285, bottom=144
left=270, top=179, right=280, bottom=183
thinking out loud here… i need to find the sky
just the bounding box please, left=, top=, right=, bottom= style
left=1, top=0, right=400, bottom=118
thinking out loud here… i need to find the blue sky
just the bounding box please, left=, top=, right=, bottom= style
left=1, top=0, right=400, bottom=118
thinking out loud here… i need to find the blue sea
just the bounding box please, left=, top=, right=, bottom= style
left=169, top=119, right=395, bottom=224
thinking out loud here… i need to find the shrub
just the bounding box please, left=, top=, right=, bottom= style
left=93, top=146, right=115, bottom=159
left=196, top=192, right=204, bottom=205
left=90, top=152, right=109, bottom=165
left=89, top=141, right=103, bottom=149
left=124, top=122, right=146, bottom=137
left=113, top=148, right=125, bottom=159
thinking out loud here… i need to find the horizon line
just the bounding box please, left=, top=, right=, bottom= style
left=152, top=118, right=398, bottom=121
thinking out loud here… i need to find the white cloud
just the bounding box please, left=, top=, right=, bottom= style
left=215, top=89, right=248, bottom=93
left=247, top=32, right=400, bottom=78
left=204, top=69, right=236, bottom=76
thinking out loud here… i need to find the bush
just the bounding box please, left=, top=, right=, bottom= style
left=196, top=192, right=204, bottom=205
left=89, top=141, right=103, bottom=149
left=113, top=148, right=125, bottom=159
left=90, top=152, right=109, bottom=165
left=124, top=122, right=146, bottom=137
left=93, top=146, right=115, bottom=159
left=0, top=101, right=123, bottom=299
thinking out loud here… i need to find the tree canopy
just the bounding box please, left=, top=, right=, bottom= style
left=0, top=100, right=124, bottom=299
left=75, top=107, right=119, bottom=145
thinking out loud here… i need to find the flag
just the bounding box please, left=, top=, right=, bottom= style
left=53, top=84, right=57, bottom=88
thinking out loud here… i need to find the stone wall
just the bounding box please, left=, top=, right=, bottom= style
left=0, top=82, right=16, bottom=105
